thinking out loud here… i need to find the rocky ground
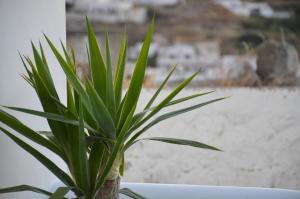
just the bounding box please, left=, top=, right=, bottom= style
left=123, top=88, right=300, bottom=190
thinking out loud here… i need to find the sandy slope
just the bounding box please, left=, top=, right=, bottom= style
left=123, top=88, right=300, bottom=190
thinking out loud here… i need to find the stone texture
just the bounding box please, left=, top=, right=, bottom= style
left=256, top=41, right=299, bottom=85
left=234, top=62, right=261, bottom=86
left=220, top=54, right=261, bottom=86
left=123, top=88, right=300, bottom=190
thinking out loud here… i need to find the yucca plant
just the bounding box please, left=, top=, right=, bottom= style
left=0, top=17, right=226, bottom=199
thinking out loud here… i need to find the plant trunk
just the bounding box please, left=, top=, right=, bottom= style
left=96, top=177, right=120, bottom=199
left=96, top=153, right=122, bottom=199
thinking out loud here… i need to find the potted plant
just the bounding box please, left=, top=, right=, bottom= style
left=0, top=18, right=225, bottom=199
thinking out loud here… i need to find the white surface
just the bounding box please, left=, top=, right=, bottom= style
left=48, top=181, right=300, bottom=199
left=124, top=88, right=300, bottom=190
left=120, top=183, right=300, bottom=199
left=0, top=0, right=66, bottom=199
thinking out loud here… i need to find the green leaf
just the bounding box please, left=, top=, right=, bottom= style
left=125, top=97, right=227, bottom=150
left=44, top=35, right=92, bottom=116
left=21, top=74, right=34, bottom=88
left=118, top=17, right=154, bottom=131
left=0, top=127, right=75, bottom=188
left=86, top=17, right=107, bottom=100
left=67, top=80, right=78, bottom=117
left=31, top=42, right=59, bottom=99
left=71, top=47, right=76, bottom=66
left=129, top=71, right=199, bottom=134
left=89, top=142, right=108, bottom=189
left=138, top=137, right=221, bottom=151
left=130, top=91, right=214, bottom=128
left=86, top=44, right=91, bottom=72
left=119, top=188, right=146, bottom=199
left=166, top=91, right=215, bottom=107
left=71, top=101, right=90, bottom=195
left=19, top=53, right=33, bottom=81
left=49, top=95, right=68, bottom=110
left=60, top=41, right=73, bottom=67
left=59, top=42, right=78, bottom=117
left=0, top=185, right=52, bottom=196
left=82, top=105, right=99, bottom=132
left=144, top=65, right=176, bottom=110
left=85, top=82, right=116, bottom=138
left=49, top=187, right=71, bottom=199
left=86, top=135, right=114, bottom=144
left=0, top=109, right=66, bottom=161
left=119, top=154, right=125, bottom=176
left=105, top=32, right=116, bottom=119
left=130, top=65, right=177, bottom=127
left=39, top=42, right=49, bottom=70
left=116, top=92, right=127, bottom=125
left=114, top=33, right=127, bottom=108
left=2, top=106, right=96, bottom=133
left=29, top=58, right=69, bottom=146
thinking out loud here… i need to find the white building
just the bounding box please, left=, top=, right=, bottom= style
left=214, top=0, right=274, bottom=18
left=195, top=42, right=220, bottom=67
left=245, top=2, right=274, bottom=18
left=128, top=42, right=159, bottom=63
left=72, top=0, right=147, bottom=24
left=157, top=44, right=200, bottom=72
left=129, top=41, right=220, bottom=69
left=124, top=0, right=180, bottom=7
left=157, top=42, right=220, bottom=70
left=128, top=41, right=221, bottom=84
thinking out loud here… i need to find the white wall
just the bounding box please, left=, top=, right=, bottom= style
left=124, top=88, right=300, bottom=190
left=0, top=0, right=66, bottom=198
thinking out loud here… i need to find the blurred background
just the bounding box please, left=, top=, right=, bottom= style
left=64, top=0, right=300, bottom=190
left=66, top=0, right=300, bottom=87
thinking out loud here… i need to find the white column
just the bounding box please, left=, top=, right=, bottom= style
left=0, top=1, right=66, bottom=198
